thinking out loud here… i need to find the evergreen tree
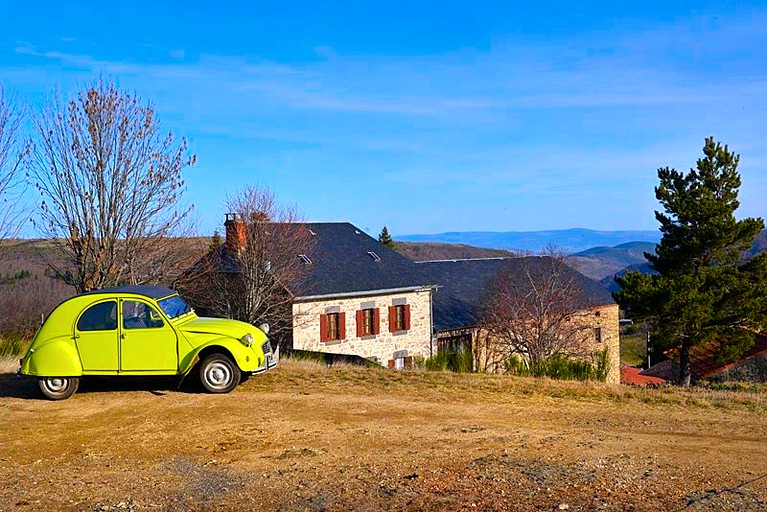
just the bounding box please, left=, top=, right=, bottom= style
left=378, top=226, right=395, bottom=248
left=209, top=229, right=223, bottom=252
left=615, top=137, right=767, bottom=386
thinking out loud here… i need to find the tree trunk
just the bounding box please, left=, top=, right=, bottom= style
left=678, top=344, right=692, bottom=387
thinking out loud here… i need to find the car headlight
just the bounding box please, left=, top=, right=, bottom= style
left=241, top=333, right=254, bottom=347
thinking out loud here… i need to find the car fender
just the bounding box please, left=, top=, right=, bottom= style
left=20, top=336, right=83, bottom=377
left=179, top=337, right=263, bottom=375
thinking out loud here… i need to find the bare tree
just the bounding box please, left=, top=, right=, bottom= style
left=0, top=88, right=27, bottom=241
left=28, top=78, right=195, bottom=292
left=480, top=251, right=598, bottom=369
left=177, top=185, right=314, bottom=345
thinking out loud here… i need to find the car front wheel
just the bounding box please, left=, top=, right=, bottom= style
left=38, top=376, right=79, bottom=400
left=199, top=354, right=241, bottom=393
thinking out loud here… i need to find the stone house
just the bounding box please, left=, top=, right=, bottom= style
left=417, top=257, right=621, bottom=383
left=181, top=217, right=619, bottom=381
left=287, top=222, right=436, bottom=369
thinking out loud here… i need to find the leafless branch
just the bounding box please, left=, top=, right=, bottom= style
left=480, top=249, right=597, bottom=367
left=0, top=88, right=28, bottom=241
left=177, top=185, right=314, bottom=344
left=27, top=78, right=195, bottom=292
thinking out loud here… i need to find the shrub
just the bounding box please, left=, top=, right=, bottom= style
left=417, top=348, right=473, bottom=373
left=505, top=349, right=610, bottom=382
left=0, top=332, right=27, bottom=358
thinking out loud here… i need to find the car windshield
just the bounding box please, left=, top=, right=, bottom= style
left=157, top=294, right=193, bottom=319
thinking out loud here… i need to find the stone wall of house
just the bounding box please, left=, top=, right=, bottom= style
left=594, top=303, right=621, bottom=384
left=447, top=303, right=620, bottom=384
left=292, top=288, right=433, bottom=366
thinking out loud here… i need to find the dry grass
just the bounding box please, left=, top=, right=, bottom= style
left=1, top=360, right=766, bottom=511
left=0, top=355, right=19, bottom=374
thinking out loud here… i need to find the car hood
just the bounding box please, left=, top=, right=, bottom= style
left=176, top=316, right=257, bottom=339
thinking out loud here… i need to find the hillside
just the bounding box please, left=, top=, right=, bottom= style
left=397, top=228, right=662, bottom=254
left=1, top=359, right=765, bottom=511
left=567, top=241, right=656, bottom=281
left=393, top=241, right=516, bottom=261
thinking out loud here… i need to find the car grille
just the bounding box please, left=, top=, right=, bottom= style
left=261, top=340, right=272, bottom=355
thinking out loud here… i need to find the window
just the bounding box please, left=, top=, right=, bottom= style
left=388, top=356, right=413, bottom=370
left=320, top=312, right=345, bottom=342
left=388, top=304, right=411, bottom=332
left=356, top=308, right=379, bottom=337
left=594, top=327, right=603, bottom=343
left=77, top=301, right=117, bottom=331
left=122, top=300, right=164, bottom=329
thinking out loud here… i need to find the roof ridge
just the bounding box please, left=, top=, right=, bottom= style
left=415, top=257, right=513, bottom=264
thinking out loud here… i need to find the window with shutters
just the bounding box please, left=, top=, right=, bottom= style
left=388, top=356, right=414, bottom=370
left=356, top=308, right=379, bottom=337
left=389, top=304, right=410, bottom=332
left=320, top=312, right=345, bottom=342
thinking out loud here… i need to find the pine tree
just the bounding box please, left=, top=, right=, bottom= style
left=378, top=226, right=395, bottom=248
left=209, top=229, right=223, bottom=252
left=615, top=138, right=767, bottom=386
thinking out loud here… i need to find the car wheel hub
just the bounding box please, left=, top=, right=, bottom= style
left=44, top=378, right=68, bottom=392
left=206, top=362, right=231, bottom=389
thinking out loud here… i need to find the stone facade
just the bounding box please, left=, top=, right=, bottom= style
left=440, top=303, right=620, bottom=384
left=592, top=303, right=621, bottom=384
left=292, top=288, right=434, bottom=366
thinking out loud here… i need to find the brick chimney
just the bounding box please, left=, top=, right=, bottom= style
left=224, top=213, right=246, bottom=252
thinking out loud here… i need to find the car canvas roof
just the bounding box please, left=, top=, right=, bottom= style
left=81, top=285, right=177, bottom=300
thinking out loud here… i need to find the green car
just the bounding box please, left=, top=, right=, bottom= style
left=18, top=285, right=279, bottom=400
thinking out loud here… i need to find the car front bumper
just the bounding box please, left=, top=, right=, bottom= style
left=252, top=345, right=279, bottom=375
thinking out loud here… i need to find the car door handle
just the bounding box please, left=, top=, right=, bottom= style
left=120, top=333, right=126, bottom=340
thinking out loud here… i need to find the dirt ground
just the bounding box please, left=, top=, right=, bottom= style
left=1, top=360, right=766, bottom=511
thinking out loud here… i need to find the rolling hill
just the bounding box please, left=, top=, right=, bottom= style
left=567, top=241, right=656, bottom=281
left=397, top=228, right=662, bottom=254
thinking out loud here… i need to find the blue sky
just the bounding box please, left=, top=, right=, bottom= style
left=4, top=1, right=767, bottom=237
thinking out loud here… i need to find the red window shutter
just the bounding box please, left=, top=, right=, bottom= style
left=356, top=310, right=364, bottom=337
left=373, top=308, right=380, bottom=334
left=339, top=312, right=346, bottom=340
left=404, top=304, right=411, bottom=331
left=319, top=314, right=327, bottom=342
left=405, top=356, right=413, bottom=369
left=388, top=359, right=395, bottom=369
left=388, top=306, right=396, bottom=333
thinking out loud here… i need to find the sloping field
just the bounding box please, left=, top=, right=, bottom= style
left=1, top=360, right=766, bottom=511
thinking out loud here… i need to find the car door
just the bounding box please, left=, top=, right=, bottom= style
left=75, top=300, right=119, bottom=372
left=119, top=299, right=178, bottom=372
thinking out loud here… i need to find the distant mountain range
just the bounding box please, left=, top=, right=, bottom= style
left=397, top=228, right=662, bottom=254
left=397, top=228, right=767, bottom=292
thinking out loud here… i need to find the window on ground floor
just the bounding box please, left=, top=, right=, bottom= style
left=388, top=356, right=413, bottom=370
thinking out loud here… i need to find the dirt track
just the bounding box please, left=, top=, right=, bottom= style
left=1, top=361, right=766, bottom=511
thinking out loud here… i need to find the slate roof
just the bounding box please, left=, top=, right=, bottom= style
left=200, top=222, right=434, bottom=299
left=416, top=257, right=615, bottom=332
left=290, top=223, right=434, bottom=298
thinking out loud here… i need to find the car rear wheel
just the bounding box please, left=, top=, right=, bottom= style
left=199, top=354, right=241, bottom=393
left=38, top=376, right=79, bottom=400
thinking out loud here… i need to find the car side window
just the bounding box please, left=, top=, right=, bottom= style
left=122, top=300, right=164, bottom=329
left=77, top=301, right=118, bottom=332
